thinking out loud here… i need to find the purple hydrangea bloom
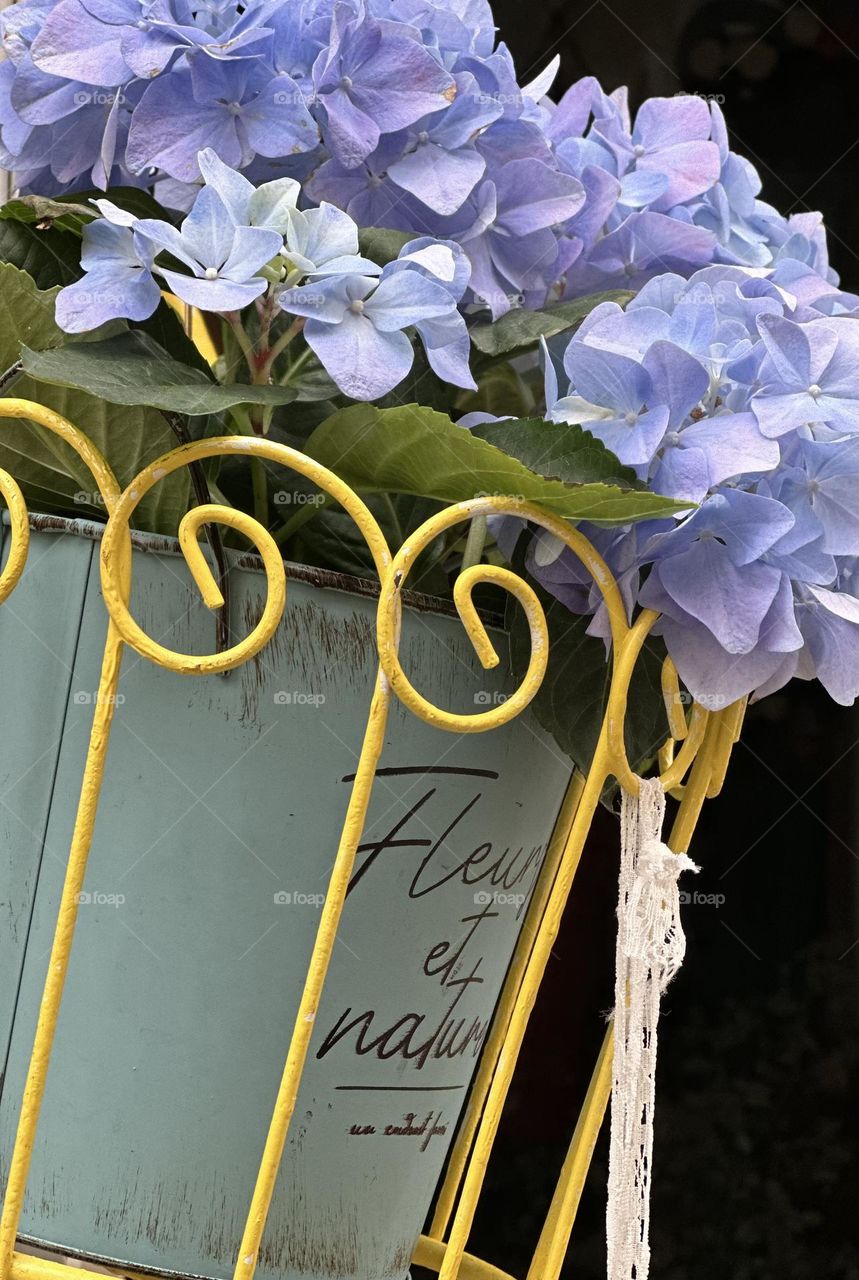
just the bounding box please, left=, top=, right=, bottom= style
left=310, top=5, right=455, bottom=170
left=0, top=0, right=841, bottom=331
left=382, top=73, right=501, bottom=215
left=55, top=156, right=287, bottom=322
left=440, top=157, right=585, bottom=317
left=639, top=489, right=796, bottom=655
left=751, top=313, right=859, bottom=438
left=596, top=94, right=721, bottom=212
left=127, top=58, right=317, bottom=183
left=29, top=0, right=134, bottom=87
left=793, top=575, right=859, bottom=706
left=531, top=263, right=859, bottom=706
left=8, top=0, right=859, bottom=715
left=382, top=236, right=474, bottom=386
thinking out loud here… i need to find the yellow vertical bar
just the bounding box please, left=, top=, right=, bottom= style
left=0, top=626, right=126, bottom=1279
left=0, top=404, right=125, bottom=1280
left=429, top=769, right=586, bottom=1241
left=437, top=734, right=612, bottom=1280
left=524, top=1022, right=614, bottom=1280
left=232, top=677, right=391, bottom=1280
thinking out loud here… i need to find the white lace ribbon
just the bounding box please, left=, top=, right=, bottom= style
left=607, top=776, right=699, bottom=1280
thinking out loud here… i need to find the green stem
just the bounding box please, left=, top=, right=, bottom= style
left=380, top=493, right=404, bottom=548
left=261, top=318, right=304, bottom=380
left=280, top=345, right=313, bottom=386
left=225, top=312, right=256, bottom=373
left=251, top=457, right=268, bottom=528
left=461, top=515, right=488, bottom=572
left=257, top=290, right=277, bottom=354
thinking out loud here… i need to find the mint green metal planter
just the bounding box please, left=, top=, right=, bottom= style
left=0, top=517, right=572, bottom=1280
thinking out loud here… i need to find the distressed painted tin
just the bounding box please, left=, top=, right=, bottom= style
left=0, top=517, right=572, bottom=1280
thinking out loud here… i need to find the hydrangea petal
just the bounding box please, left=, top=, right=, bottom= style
left=388, top=140, right=484, bottom=215
left=158, top=266, right=267, bottom=311
left=55, top=261, right=160, bottom=330
left=31, top=0, right=130, bottom=86
left=304, top=312, right=415, bottom=400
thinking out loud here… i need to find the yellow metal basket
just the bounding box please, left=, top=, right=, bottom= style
left=0, top=398, right=742, bottom=1280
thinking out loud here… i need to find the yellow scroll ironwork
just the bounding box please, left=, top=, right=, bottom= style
left=0, top=398, right=744, bottom=1280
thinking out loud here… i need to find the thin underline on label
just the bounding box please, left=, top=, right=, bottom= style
left=335, top=1083, right=466, bottom=1092
left=340, top=765, right=500, bottom=782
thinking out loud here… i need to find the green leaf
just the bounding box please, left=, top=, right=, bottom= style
left=470, top=418, right=641, bottom=489
left=459, top=362, right=535, bottom=419
left=134, top=299, right=213, bottom=376
left=470, top=289, right=634, bottom=357
left=0, top=263, right=190, bottom=534
left=357, top=226, right=412, bottom=265
left=305, top=403, right=686, bottom=524
left=508, top=587, right=669, bottom=780
left=0, top=216, right=82, bottom=289
left=0, top=194, right=95, bottom=233
left=0, top=261, right=67, bottom=362
left=0, top=187, right=175, bottom=232
left=292, top=493, right=449, bottom=593
left=21, top=331, right=300, bottom=415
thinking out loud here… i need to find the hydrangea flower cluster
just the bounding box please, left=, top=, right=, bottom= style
left=527, top=264, right=859, bottom=707
left=5, top=0, right=859, bottom=719
left=0, top=0, right=840, bottom=318
left=55, top=148, right=476, bottom=400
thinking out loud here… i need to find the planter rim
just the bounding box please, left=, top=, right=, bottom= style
left=3, top=509, right=506, bottom=629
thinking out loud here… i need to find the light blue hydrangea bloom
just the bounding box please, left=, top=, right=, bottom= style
left=531, top=264, right=859, bottom=706
left=277, top=238, right=474, bottom=399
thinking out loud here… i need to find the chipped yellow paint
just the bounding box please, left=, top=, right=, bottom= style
left=0, top=399, right=739, bottom=1280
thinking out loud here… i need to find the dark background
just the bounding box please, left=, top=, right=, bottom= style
left=425, top=3, right=859, bottom=1276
